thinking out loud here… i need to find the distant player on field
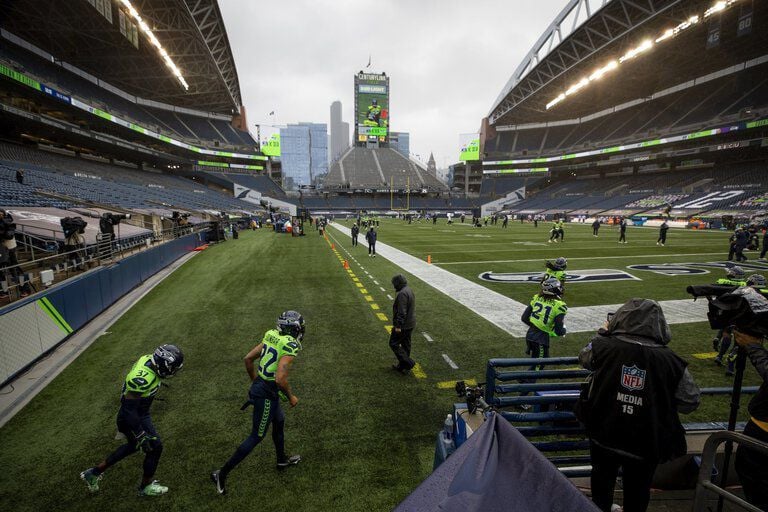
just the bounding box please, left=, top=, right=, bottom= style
left=656, top=221, right=669, bottom=246
left=548, top=219, right=560, bottom=243
left=618, top=217, right=628, bottom=244
left=592, top=218, right=601, bottom=237
left=211, top=311, right=304, bottom=495
left=80, top=345, right=184, bottom=496
left=557, top=219, right=565, bottom=242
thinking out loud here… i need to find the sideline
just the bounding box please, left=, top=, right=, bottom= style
left=0, top=251, right=198, bottom=428
left=328, top=224, right=708, bottom=338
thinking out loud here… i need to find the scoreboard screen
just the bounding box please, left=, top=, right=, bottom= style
left=355, top=72, right=389, bottom=143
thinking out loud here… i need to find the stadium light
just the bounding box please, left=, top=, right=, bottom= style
left=545, top=0, right=740, bottom=111
left=119, top=0, right=189, bottom=91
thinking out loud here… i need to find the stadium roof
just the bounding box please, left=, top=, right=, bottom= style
left=0, top=0, right=241, bottom=114
left=489, top=0, right=766, bottom=126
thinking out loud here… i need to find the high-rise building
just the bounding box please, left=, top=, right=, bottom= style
left=329, top=101, right=349, bottom=165
left=390, top=132, right=410, bottom=157
left=280, top=123, right=328, bottom=190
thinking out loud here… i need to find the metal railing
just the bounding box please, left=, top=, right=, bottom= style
left=0, top=221, right=212, bottom=303
left=693, top=430, right=768, bottom=512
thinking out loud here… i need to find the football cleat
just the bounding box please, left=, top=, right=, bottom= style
left=211, top=470, right=226, bottom=495
left=80, top=468, right=103, bottom=493
left=138, top=480, right=169, bottom=496
left=277, top=454, right=302, bottom=469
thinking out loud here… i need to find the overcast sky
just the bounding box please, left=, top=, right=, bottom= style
left=219, top=0, right=566, bottom=168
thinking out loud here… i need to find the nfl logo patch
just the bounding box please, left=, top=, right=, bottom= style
left=621, top=365, right=646, bottom=391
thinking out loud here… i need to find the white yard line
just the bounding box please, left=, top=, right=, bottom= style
left=328, top=224, right=711, bottom=336
left=442, top=354, right=459, bottom=369
left=422, top=332, right=434, bottom=342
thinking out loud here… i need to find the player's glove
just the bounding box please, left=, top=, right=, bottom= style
left=135, top=431, right=158, bottom=453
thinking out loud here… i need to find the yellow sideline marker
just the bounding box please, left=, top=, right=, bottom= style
left=437, top=379, right=476, bottom=389
left=412, top=363, right=427, bottom=379
left=384, top=325, right=393, bottom=333
left=364, top=295, right=373, bottom=301
left=370, top=304, right=380, bottom=310
left=376, top=313, right=389, bottom=322
left=360, top=288, right=368, bottom=294
left=693, top=352, right=718, bottom=360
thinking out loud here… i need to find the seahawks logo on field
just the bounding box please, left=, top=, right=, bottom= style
left=628, top=261, right=768, bottom=276
left=478, top=269, right=640, bottom=283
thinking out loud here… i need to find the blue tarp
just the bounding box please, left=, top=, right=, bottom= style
left=395, top=413, right=598, bottom=512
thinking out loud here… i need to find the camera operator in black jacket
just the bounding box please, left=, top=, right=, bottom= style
left=733, top=329, right=768, bottom=510
left=578, top=298, right=700, bottom=512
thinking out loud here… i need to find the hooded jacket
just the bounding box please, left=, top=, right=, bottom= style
left=392, top=274, right=416, bottom=330
left=578, top=298, right=700, bottom=462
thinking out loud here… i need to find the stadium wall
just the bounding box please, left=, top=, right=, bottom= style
left=0, top=233, right=200, bottom=386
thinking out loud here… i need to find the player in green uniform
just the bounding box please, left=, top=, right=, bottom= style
left=521, top=278, right=568, bottom=376
left=80, top=344, right=184, bottom=496
left=211, top=311, right=305, bottom=495
left=548, top=220, right=561, bottom=243
left=556, top=219, right=565, bottom=242
left=543, top=257, right=567, bottom=285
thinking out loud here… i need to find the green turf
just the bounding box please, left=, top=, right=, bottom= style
left=0, top=222, right=763, bottom=511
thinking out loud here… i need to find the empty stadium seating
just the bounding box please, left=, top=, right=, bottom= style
left=0, top=143, right=259, bottom=212
left=0, top=41, right=256, bottom=149
left=325, top=147, right=447, bottom=191
left=488, top=63, right=768, bottom=158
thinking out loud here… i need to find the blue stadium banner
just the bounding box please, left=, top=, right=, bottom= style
left=737, top=2, right=753, bottom=37
left=706, top=17, right=721, bottom=49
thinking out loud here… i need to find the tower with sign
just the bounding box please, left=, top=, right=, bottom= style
left=354, top=71, right=390, bottom=148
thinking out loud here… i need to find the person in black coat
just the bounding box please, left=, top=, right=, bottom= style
left=656, top=221, right=669, bottom=246
left=351, top=223, right=359, bottom=247
left=733, top=227, right=749, bottom=262
left=365, top=227, right=377, bottom=257
left=733, top=329, right=768, bottom=510
left=578, top=299, right=700, bottom=512
left=592, top=219, right=601, bottom=237
left=389, top=274, right=416, bottom=374
left=618, top=217, right=627, bottom=244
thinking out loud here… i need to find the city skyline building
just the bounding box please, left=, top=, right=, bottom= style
left=329, top=101, right=349, bottom=165
left=390, top=131, right=410, bottom=158
left=280, top=122, right=328, bottom=190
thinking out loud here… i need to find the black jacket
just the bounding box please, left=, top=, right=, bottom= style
left=351, top=225, right=359, bottom=237
left=746, top=343, right=768, bottom=423
left=392, top=276, right=416, bottom=330
left=365, top=230, right=377, bottom=243
left=578, top=299, right=700, bottom=463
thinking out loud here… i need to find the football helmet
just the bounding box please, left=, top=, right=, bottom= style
left=547, top=257, right=567, bottom=271
left=746, top=274, right=766, bottom=288
left=541, top=277, right=564, bottom=298
left=725, top=266, right=745, bottom=280
left=277, top=310, right=305, bottom=341
left=152, top=344, right=184, bottom=378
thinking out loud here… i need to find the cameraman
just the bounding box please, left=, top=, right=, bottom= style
left=578, top=298, right=700, bottom=512
left=734, top=329, right=768, bottom=510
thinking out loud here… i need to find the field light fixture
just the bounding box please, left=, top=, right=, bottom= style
left=545, top=0, right=741, bottom=110
left=119, top=0, right=189, bottom=91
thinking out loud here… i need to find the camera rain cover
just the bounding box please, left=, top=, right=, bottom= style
left=707, top=287, right=768, bottom=337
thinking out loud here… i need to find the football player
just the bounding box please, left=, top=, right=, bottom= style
left=521, top=278, right=568, bottom=385
left=543, top=257, right=567, bottom=286
left=80, top=344, right=184, bottom=496
left=211, top=311, right=304, bottom=495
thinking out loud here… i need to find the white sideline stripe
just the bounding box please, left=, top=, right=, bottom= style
left=373, top=280, right=379, bottom=285
left=435, top=252, right=727, bottom=266
left=422, top=332, right=434, bottom=342
left=379, top=287, right=386, bottom=292
left=328, top=225, right=710, bottom=336
left=387, top=294, right=394, bottom=300
left=442, top=354, right=459, bottom=369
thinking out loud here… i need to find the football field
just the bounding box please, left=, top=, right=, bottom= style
left=0, top=220, right=763, bottom=511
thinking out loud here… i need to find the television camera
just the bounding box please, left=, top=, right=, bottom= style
left=455, top=381, right=492, bottom=415
left=99, top=212, right=130, bottom=236
left=60, top=216, right=87, bottom=240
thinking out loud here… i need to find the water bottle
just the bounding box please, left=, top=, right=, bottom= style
left=443, top=414, right=454, bottom=441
